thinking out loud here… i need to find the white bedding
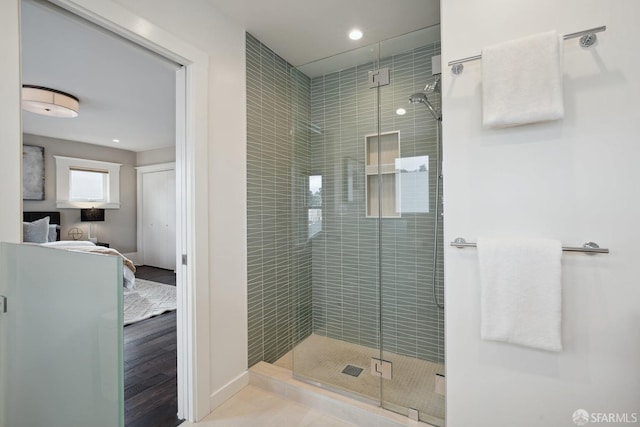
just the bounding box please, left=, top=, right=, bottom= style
left=42, top=240, right=96, bottom=247
left=123, top=267, right=136, bottom=290
left=41, top=240, right=136, bottom=289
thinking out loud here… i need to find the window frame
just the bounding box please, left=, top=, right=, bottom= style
left=54, top=155, right=121, bottom=209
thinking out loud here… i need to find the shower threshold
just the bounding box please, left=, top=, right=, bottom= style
left=266, top=334, right=445, bottom=426
left=250, top=361, right=438, bottom=427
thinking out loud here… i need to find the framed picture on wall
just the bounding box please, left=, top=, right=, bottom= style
left=23, top=145, right=45, bottom=200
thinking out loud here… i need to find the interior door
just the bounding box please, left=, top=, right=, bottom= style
left=142, top=169, right=176, bottom=270
left=142, top=170, right=168, bottom=268
left=0, top=243, right=124, bottom=427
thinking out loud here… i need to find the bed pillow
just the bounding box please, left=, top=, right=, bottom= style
left=48, top=224, right=59, bottom=242
left=23, top=216, right=50, bottom=243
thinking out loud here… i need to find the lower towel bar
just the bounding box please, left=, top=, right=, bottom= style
left=450, top=237, right=609, bottom=254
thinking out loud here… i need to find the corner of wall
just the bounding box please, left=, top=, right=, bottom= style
left=208, top=371, right=249, bottom=411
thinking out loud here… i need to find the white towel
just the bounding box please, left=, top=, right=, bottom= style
left=477, top=237, right=562, bottom=352
left=482, top=30, right=564, bottom=128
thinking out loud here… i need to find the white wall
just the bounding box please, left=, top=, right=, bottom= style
left=0, top=0, right=21, bottom=245
left=442, top=2, right=640, bottom=426
left=136, top=146, right=176, bottom=166
left=109, top=0, right=249, bottom=410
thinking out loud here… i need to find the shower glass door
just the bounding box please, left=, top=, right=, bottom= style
left=290, top=39, right=383, bottom=404
left=378, top=29, right=445, bottom=426
left=290, top=25, right=445, bottom=425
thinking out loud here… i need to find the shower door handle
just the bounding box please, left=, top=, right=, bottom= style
left=0, top=295, right=6, bottom=313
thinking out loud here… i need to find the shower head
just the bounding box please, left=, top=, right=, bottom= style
left=409, top=92, right=428, bottom=104
left=424, top=76, right=441, bottom=93
left=409, top=92, right=441, bottom=121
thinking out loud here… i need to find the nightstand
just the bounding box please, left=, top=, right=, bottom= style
left=96, top=242, right=110, bottom=248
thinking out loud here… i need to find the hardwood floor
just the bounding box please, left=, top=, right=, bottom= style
left=125, top=266, right=182, bottom=427
left=135, top=265, right=177, bottom=286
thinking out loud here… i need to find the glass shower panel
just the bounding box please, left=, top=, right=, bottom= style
left=0, top=243, right=124, bottom=427
left=378, top=26, right=445, bottom=426
left=291, top=42, right=383, bottom=403
left=289, top=24, right=445, bottom=425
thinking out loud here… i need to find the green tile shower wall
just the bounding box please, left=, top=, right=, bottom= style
left=246, top=33, right=313, bottom=366
left=308, top=42, right=444, bottom=363
left=247, top=32, right=444, bottom=366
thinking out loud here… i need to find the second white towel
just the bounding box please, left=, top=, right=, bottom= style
left=477, top=237, right=562, bottom=352
left=482, top=30, right=564, bottom=128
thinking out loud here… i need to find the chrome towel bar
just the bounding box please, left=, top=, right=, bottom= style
left=447, top=25, right=607, bottom=74
left=450, top=237, right=609, bottom=254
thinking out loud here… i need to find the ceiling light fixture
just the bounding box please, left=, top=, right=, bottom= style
left=349, top=29, right=363, bottom=41
left=396, top=108, right=407, bottom=116
left=22, top=85, right=79, bottom=118
left=112, top=139, right=120, bottom=143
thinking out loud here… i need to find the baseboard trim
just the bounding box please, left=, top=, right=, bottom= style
left=209, top=371, right=250, bottom=411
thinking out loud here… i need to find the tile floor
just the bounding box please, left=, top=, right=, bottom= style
left=180, top=385, right=357, bottom=427
left=275, top=334, right=445, bottom=425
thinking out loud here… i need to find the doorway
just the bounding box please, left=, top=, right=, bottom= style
left=16, top=0, right=210, bottom=423
left=20, top=1, right=181, bottom=424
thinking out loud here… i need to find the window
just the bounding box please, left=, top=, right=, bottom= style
left=308, top=175, right=322, bottom=238
left=54, top=156, right=121, bottom=209
left=396, top=156, right=429, bottom=213
left=69, top=169, right=107, bottom=202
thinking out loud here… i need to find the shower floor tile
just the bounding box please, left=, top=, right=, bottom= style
left=274, top=334, right=445, bottom=426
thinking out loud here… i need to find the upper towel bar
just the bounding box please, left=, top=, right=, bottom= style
left=450, top=238, right=609, bottom=254
left=447, top=25, right=607, bottom=75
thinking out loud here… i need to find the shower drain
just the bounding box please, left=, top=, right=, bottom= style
left=341, top=365, right=363, bottom=377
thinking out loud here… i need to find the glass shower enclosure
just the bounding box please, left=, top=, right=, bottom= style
left=286, top=26, right=445, bottom=425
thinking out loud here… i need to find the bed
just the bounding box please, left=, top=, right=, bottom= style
left=23, top=211, right=136, bottom=289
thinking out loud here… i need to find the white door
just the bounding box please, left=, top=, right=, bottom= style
left=142, top=169, right=176, bottom=270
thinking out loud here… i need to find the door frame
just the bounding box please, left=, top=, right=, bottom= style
left=45, top=0, right=212, bottom=421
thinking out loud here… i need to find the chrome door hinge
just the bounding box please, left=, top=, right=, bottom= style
left=182, top=254, right=188, bottom=266
left=0, top=295, right=6, bottom=313
left=368, top=67, right=390, bottom=88
left=408, top=408, right=419, bottom=421
left=371, top=357, right=392, bottom=379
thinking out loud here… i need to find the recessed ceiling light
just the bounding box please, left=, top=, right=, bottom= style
left=112, top=139, right=120, bottom=143
left=396, top=108, right=407, bottom=116
left=349, top=29, right=363, bottom=41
